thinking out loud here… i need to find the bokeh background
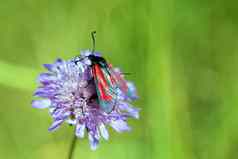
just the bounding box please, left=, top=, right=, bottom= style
left=0, top=0, right=238, bottom=159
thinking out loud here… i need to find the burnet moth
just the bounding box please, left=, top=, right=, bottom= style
left=74, top=31, right=130, bottom=113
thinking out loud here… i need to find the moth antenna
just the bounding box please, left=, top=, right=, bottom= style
left=91, top=31, right=96, bottom=53
left=121, top=72, right=132, bottom=75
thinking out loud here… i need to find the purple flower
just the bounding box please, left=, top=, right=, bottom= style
left=32, top=50, right=139, bottom=150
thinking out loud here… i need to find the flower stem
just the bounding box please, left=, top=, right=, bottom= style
left=68, top=133, right=77, bottom=159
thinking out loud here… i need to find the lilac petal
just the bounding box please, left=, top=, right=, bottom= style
left=37, top=73, right=56, bottom=83
left=88, top=133, right=99, bottom=151
left=99, top=123, right=109, bottom=140
left=76, top=124, right=85, bottom=138
left=94, top=52, right=101, bottom=57
left=81, top=50, right=92, bottom=56
left=34, top=87, right=55, bottom=97
left=51, top=109, right=64, bottom=118
left=34, top=88, right=47, bottom=97
left=113, top=67, right=121, bottom=74
left=43, top=64, right=54, bottom=72
left=54, top=111, right=71, bottom=121
left=43, top=59, right=63, bottom=72
left=95, top=128, right=101, bottom=140
left=126, top=82, right=138, bottom=100
left=110, top=120, right=131, bottom=132
left=48, top=119, right=64, bottom=131
left=119, top=102, right=140, bottom=119
left=84, top=59, right=92, bottom=65
left=55, top=58, right=63, bottom=64
left=82, top=67, right=91, bottom=80
left=53, top=58, right=65, bottom=69
left=127, top=108, right=139, bottom=119
left=32, top=99, right=51, bottom=109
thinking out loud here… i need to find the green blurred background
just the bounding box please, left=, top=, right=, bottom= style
left=0, top=0, right=238, bottom=159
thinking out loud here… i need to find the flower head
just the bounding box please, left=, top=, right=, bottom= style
left=32, top=50, right=139, bottom=150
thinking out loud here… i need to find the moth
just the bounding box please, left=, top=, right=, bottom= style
left=74, top=31, right=130, bottom=113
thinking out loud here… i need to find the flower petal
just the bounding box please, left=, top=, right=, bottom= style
left=48, top=119, right=64, bottom=131
left=88, top=133, right=99, bottom=151
left=126, top=82, right=138, bottom=100
left=84, top=59, right=92, bottom=65
left=119, top=102, right=140, bottom=119
left=51, top=108, right=64, bottom=118
left=32, top=99, right=51, bottom=109
left=43, top=64, right=54, bottom=72
left=110, top=120, right=131, bottom=132
left=43, top=58, right=63, bottom=72
left=37, top=73, right=57, bottom=83
left=34, top=87, right=55, bottom=98
left=99, top=123, right=109, bottom=140
left=76, top=124, right=85, bottom=138
left=127, top=108, right=140, bottom=119
left=81, top=50, right=92, bottom=56
left=55, top=111, right=71, bottom=121
left=94, top=52, right=101, bottom=57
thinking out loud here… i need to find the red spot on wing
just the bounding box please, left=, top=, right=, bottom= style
left=97, top=81, right=112, bottom=101
left=93, top=64, right=109, bottom=88
left=92, top=64, right=112, bottom=101
left=108, top=64, right=128, bottom=93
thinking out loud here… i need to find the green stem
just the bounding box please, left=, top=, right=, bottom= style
left=68, top=133, right=77, bottom=159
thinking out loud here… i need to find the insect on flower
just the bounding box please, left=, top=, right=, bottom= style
left=74, top=31, right=132, bottom=113
left=32, top=31, right=139, bottom=150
